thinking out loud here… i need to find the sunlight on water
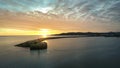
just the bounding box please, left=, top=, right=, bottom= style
left=42, top=34, right=48, bottom=38
left=43, top=40, right=48, bottom=43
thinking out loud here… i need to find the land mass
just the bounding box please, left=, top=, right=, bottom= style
left=54, top=32, right=120, bottom=37
left=15, top=32, right=120, bottom=50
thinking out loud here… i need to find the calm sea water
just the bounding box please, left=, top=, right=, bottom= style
left=0, top=36, right=120, bottom=68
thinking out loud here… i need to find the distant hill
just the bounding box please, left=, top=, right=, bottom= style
left=54, top=32, right=120, bottom=37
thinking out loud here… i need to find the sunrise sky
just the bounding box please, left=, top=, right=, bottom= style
left=0, top=0, right=120, bottom=35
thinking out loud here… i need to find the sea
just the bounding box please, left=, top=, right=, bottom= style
left=0, top=36, right=120, bottom=68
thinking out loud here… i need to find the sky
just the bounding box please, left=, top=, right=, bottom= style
left=0, top=0, right=120, bottom=35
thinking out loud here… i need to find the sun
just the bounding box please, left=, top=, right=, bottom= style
left=40, top=29, right=50, bottom=38
left=39, top=29, right=60, bottom=38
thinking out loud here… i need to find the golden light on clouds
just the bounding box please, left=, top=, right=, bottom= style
left=0, top=28, right=39, bottom=35
left=0, top=0, right=120, bottom=36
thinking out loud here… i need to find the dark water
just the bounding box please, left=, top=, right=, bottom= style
left=0, top=36, right=120, bottom=68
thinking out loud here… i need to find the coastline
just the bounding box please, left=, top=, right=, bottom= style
left=15, top=35, right=120, bottom=50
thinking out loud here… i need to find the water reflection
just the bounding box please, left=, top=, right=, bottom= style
left=39, top=34, right=48, bottom=38
left=0, top=36, right=120, bottom=68
left=42, top=34, right=47, bottom=38
left=43, top=40, right=48, bottom=43
left=30, top=50, right=47, bottom=56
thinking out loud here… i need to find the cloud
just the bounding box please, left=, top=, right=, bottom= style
left=0, top=0, right=120, bottom=33
left=0, top=0, right=120, bottom=23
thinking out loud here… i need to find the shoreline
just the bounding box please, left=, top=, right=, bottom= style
left=15, top=35, right=120, bottom=49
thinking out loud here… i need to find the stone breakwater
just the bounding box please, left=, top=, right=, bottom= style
left=15, top=39, right=47, bottom=50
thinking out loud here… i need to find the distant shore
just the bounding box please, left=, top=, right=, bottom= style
left=53, top=32, right=120, bottom=37
left=15, top=33, right=120, bottom=50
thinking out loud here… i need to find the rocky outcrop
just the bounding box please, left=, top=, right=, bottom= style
left=15, top=39, right=47, bottom=50
left=30, top=42, right=47, bottom=50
